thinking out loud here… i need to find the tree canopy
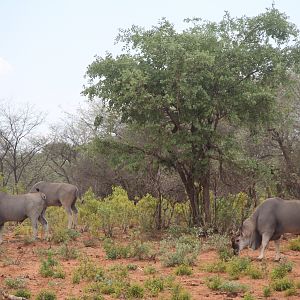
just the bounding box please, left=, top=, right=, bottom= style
left=83, top=7, right=300, bottom=225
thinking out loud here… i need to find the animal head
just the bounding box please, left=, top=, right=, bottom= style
left=231, top=218, right=254, bottom=255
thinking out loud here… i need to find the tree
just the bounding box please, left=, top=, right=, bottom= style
left=83, top=8, right=300, bottom=226
left=0, top=102, right=45, bottom=192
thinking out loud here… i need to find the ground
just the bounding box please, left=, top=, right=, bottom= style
left=1, top=230, right=300, bottom=300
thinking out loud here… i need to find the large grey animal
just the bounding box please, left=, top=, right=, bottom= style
left=232, top=197, right=300, bottom=260
left=0, top=191, right=47, bottom=243
left=29, top=181, right=79, bottom=229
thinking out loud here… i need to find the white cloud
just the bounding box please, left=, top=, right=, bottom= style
left=0, top=57, right=13, bottom=77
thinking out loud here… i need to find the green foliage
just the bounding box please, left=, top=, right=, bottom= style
left=263, top=286, right=272, bottom=297
left=39, top=253, right=65, bottom=278
left=203, top=260, right=227, bottom=273
left=126, top=264, right=138, bottom=271
left=144, top=265, right=157, bottom=275
left=243, top=292, right=256, bottom=300
left=160, top=235, right=200, bottom=267
left=14, top=289, right=31, bottom=299
left=175, top=265, right=192, bottom=276
left=35, top=290, right=57, bottom=300
left=206, top=275, right=248, bottom=293
left=58, top=243, right=79, bottom=260
left=288, top=237, right=300, bottom=251
left=144, top=277, right=164, bottom=297
left=284, top=287, right=297, bottom=296
left=271, top=277, right=294, bottom=291
left=127, top=284, right=144, bottom=298
left=171, top=284, right=191, bottom=300
left=130, top=240, right=156, bottom=260
left=270, top=260, right=293, bottom=279
left=103, top=239, right=131, bottom=259
left=245, top=265, right=264, bottom=279
left=225, top=257, right=251, bottom=279
left=4, top=277, right=26, bottom=289
left=79, top=187, right=136, bottom=237
left=72, top=256, right=104, bottom=283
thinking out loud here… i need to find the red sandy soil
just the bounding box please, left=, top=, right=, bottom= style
left=1, top=230, right=300, bottom=300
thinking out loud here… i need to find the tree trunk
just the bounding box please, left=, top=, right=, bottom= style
left=202, top=167, right=211, bottom=224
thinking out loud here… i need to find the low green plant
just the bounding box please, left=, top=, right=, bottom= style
left=58, top=243, right=79, bottom=260
left=175, top=265, right=192, bottom=276
left=103, top=239, right=131, bottom=259
left=288, top=237, right=300, bottom=251
left=263, top=286, right=272, bottom=297
left=39, top=253, right=65, bottom=279
left=203, top=260, right=227, bottom=273
left=127, top=263, right=138, bottom=271
left=284, top=287, right=297, bottom=296
left=4, top=277, right=26, bottom=289
left=144, top=265, right=157, bottom=275
left=160, top=235, right=200, bottom=267
left=144, top=277, right=164, bottom=296
left=243, top=292, right=255, bottom=300
left=206, top=275, right=248, bottom=293
left=225, top=257, right=251, bottom=279
left=171, top=284, right=191, bottom=300
left=270, top=260, right=293, bottom=279
left=271, top=277, right=294, bottom=291
left=130, top=240, right=156, bottom=260
left=35, top=290, right=57, bottom=300
left=127, top=284, right=144, bottom=298
left=246, top=265, right=264, bottom=279
left=14, top=289, right=31, bottom=299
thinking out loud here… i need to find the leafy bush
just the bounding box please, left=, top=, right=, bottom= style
left=127, top=264, right=138, bottom=271
left=103, top=239, right=131, bottom=259
left=144, top=265, right=157, bottom=275
left=175, top=265, right=192, bottom=276
left=160, top=235, right=200, bottom=267
left=144, top=277, right=164, bottom=296
left=58, top=243, right=79, bottom=260
left=14, top=289, right=31, bottom=299
left=35, top=290, right=57, bottom=300
left=271, top=277, right=294, bottom=291
left=225, top=257, right=251, bottom=279
left=203, top=260, right=227, bottom=273
left=130, top=240, right=156, bottom=260
left=171, top=284, right=191, bottom=300
left=243, top=292, right=256, bottom=300
left=39, top=253, right=65, bottom=279
left=289, top=237, right=300, bottom=251
left=136, top=194, right=157, bottom=232
left=245, top=265, right=264, bottom=279
left=263, top=286, right=272, bottom=297
left=127, top=284, right=144, bottom=298
left=270, top=260, right=293, bottom=280
left=4, top=277, right=26, bottom=289
left=206, top=275, right=248, bottom=293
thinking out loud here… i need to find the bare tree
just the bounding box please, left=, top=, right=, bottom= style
left=0, top=101, right=46, bottom=192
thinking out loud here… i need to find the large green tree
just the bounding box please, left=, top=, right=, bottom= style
left=83, top=8, right=300, bottom=226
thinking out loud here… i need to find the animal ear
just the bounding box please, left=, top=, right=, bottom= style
left=36, top=188, right=40, bottom=192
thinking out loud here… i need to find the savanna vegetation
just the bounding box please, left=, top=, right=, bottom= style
left=1, top=6, right=300, bottom=299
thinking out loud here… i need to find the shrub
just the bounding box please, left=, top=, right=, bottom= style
left=171, top=284, right=191, bottom=300
left=225, top=257, right=251, bottom=279
left=270, top=260, right=293, bottom=280
left=39, top=253, right=65, bottom=279
left=130, top=240, right=156, bottom=260
left=144, top=277, right=164, bottom=296
left=206, top=275, right=248, bottom=293
left=103, top=239, right=131, bottom=259
left=175, top=265, right=192, bottom=276
left=4, top=277, right=26, bottom=289
left=288, top=237, right=300, bottom=251
left=246, top=265, right=264, bottom=279
left=58, top=243, right=79, bottom=260
left=144, top=265, right=157, bottom=275
left=127, top=284, right=144, bottom=298
left=263, top=286, right=272, bottom=297
left=136, top=194, right=157, bottom=232
left=203, top=260, right=227, bottom=273
left=35, top=290, right=57, bottom=300
left=243, top=292, right=255, bottom=300
left=271, top=277, right=294, bottom=291
left=127, top=264, right=138, bottom=271
left=284, top=287, right=297, bottom=296
left=14, top=289, right=31, bottom=299
left=160, top=235, right=200, bottom=267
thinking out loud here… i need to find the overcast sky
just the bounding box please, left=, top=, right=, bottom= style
left=0, top=0, right=299, bottom=127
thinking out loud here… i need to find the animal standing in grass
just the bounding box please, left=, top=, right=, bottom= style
left=0, top=191, right=48, bottom=243
left=29, top=181, right=79, bottom=229
left=232, top=197, right=300, bottom=261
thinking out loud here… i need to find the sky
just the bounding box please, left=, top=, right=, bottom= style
left=0, top=0, right=299, bottom=129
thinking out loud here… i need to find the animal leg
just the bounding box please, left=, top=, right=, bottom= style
left=274, top=239, right=281, bottom=261
left=0, top=224, right=4, bottom=244
left=30, top=218, right=38, bottom=240
left=63, top=206, right=73, bottom=229
left=258, top=233, right=272, bottom=260
left=71, top=204, right=78, bottom=229
left=38, top=212, right=49, bottom=240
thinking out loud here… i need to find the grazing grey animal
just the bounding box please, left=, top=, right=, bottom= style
left=29, top=181, right=79, bottom=229
left=232, top=197, right=300, bottom=261
left=0, top=191, right=47, bottom=243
